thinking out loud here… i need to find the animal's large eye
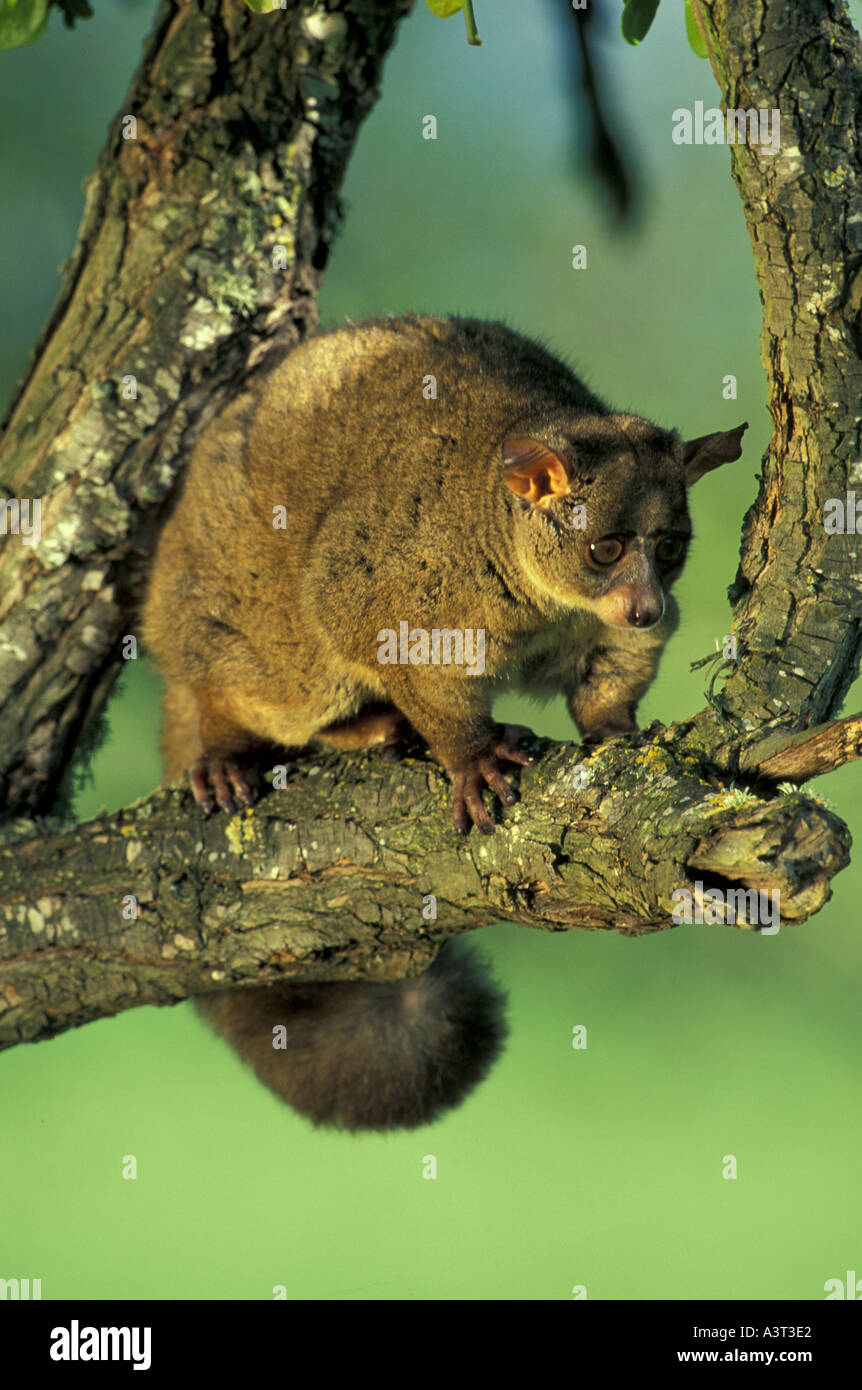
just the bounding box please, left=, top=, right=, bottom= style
left=588, top=537, right=623, bottom=566
left=656, top=536, right=685, bottom=567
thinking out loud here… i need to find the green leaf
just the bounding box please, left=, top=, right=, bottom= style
left=620, top=0, right=660, bottom=46
left=425, top=0, right=481, bottom=45
left=244, top=0, right=285, bottom=13
left=0, top=0, right=50, bottom=49
left=684, top=0, right=708, bottom=58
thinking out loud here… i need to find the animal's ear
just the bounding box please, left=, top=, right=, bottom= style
left=502, top=438, right=572, bottom=506
left=683, top=422, right=748, bottom=486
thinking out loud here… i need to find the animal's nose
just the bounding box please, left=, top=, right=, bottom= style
left=628, top=603, right=662, bottom=629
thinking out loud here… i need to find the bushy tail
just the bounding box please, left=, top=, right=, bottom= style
left=196, top=942, right=507, bottom=1131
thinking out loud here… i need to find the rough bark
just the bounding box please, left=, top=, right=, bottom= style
left=681, top=0, right=862, bottom=773
left=0, top=738, right=849, bottom=1046
left=1, top=0, right=860, bottom=1049
left=0, top=0, right=412, bottom=815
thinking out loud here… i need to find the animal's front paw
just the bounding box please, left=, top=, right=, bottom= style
left=188, top=751, right=262, bottom=813
left=450, top=728, right=536, bottom=836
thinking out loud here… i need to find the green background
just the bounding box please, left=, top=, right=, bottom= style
left=1, top=0, right=860, bottom=1300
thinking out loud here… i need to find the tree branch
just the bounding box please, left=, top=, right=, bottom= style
left=740, top=709, right=862, bottom=780
left=1, top=739, right=849, bottom=1046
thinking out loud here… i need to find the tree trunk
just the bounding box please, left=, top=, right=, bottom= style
left=1, top=0, right=860, bottom=1049
left=0, top=0, right=412, bottom=815
left=681, top=0, right=862, bottom=773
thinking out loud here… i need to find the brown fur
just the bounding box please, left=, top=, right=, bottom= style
left=196, top=942, right=507, bottom=1131
left=144, top=315, right=745, bottom=805
left=143, top=314, right=746, bottom=1128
